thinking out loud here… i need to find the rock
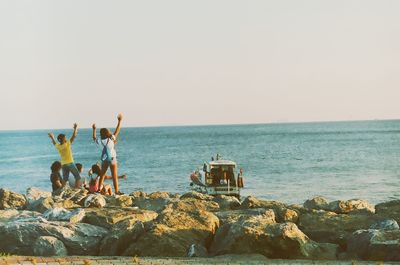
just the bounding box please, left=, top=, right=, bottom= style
left=304, top=196, right=329, bottom=211
left=212, top=195, right=241, bottom=210
left=84, top=194, right=106, bottom=208
left=133, top=196, right=173, bottom=212
left=0, top=209, right=42, bottom=222
left=239, top=196, right=293, bottom=222
left=370, top=219, right=399, bottom=231
left=376, top=200, right=400, bottom=225
left=281, top=208, right=299, bottom=223
left=26, top=197, right=55, bottom=213
left=33, top=236, right=68, bottom=256
left=123, top=208, right=219, bottom=257
left=0, top=189, right=27, bottom=210
left=0, top=220, right=108, bottom=255
left=210, top=213, right=331, bottom=259
left=129, top=191, right=147, bottom=198
left=328, top=199, right=375, bottom=214
left=348, top=229, right=400, bottom=261
left=83, top=207, right=158, bottom=229
left=26, top=187, right=52, bottom=204
left=99, top=220, right=146, bottom=255
left=215, top=208, right=276, bottom=225
left=164, top=198, right=220, bottom=213
left=148, top=191, right=171, bottom=199
left=188, top=243, right=208, bottom=257
left=180, top=191, right=214, bottom=201
left=43, top=208, right=85, bottom=223
left=298, top=210, right=381, bottom=246
left=105, top=195, right=133, bottom=207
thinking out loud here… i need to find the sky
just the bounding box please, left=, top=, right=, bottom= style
left=0, top=0, right=399, bottom=130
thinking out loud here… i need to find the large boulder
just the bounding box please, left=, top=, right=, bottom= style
left=347, top=229, right=400, bottom=261
left=33, top=236, right=68, bottom=256
left=165, top=198, right=220, bottom=213
left=83, top=207, right=158, bottom=229
left=133, top=196, right=174, bottom=212
left=27, top=197, right=55, bottom=213
left=210, top=212, right=336, bottom=259
left=105, top=195, right=133, bottom=208
left=26, top=187, right=52, bottom=204
left=0, top=209, right=42, bottom=222
left=298, top=210, right=381, bottom=246
left=304, top=196, right=330, bottom=211
left=0, top=220, right=108, bottom=255
left=327, top=199, right=375, bottom=214
left=84, top=194, right=106, bottom=208
left=215, top=208, right=276, bottom=226
left=0, top=189, right=27, bottom=210
left=376, top=200, right=400, bottom=225
left=370, top=219, right=399, bottom=231
left=123, top=207, right=219, bottom=257
left=212, top=195, right=241, bottom=210
left=43, top=208, right=86, bottom=224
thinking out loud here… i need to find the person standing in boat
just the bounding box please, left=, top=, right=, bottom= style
left=92, top=113, right=124, bottom=195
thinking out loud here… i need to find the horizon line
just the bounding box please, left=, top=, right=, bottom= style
left=0, top=118, right=399, bottom=132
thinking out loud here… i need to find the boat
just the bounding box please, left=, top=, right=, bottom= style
left=190, top=155, right=244, bottom=199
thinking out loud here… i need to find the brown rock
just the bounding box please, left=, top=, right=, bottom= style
left=0, top=189, right=27, bottom=210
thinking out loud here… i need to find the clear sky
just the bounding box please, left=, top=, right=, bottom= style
left=0, top=0, right=399, bottom=130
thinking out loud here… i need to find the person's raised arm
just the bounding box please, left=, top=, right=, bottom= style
left=113, top=113, right=123, bottom=139
left=70, top=123, right=78, bottom=143
left=48, top=133, right=56, bottom=145
left=92, top=123, right=97, bottom=141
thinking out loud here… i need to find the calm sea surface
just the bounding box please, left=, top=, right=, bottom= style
left=0, top=120, right=399, bottom=204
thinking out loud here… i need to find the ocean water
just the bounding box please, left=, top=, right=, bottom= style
left=0, top=120, right=400, bottom=204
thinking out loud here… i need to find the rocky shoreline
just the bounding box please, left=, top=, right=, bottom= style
left=0, top=187, right=400, bottom=261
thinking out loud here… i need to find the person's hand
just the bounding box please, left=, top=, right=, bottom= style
left=48, top=133, right=54, bottom=138
left=117, top=113, right=123, bottom=121
left=73, top=123, right=78, bottom=129
left=92, top=123, right=96, bottom=130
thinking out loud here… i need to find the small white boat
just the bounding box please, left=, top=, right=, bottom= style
left=190, top=155, right=244, bottom=199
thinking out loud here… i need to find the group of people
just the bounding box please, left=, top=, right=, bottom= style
left=48, top=114, right=125, bottom=195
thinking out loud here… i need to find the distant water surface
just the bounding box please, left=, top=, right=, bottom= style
left=0, top=120, right=399, bottom=204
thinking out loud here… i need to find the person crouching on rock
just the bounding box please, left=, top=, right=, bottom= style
left=92, top=113, right=124, bottom=195
left=84, top=164, right=113, bottom=196
left=50, top=161, right=63, bottom=194
left=48, top=123, right=82, bottom=188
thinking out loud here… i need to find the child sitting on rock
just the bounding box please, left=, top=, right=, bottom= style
left=50, top=161, right=63, bottom=194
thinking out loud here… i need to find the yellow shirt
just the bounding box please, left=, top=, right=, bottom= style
left=55, top=140, right=74, bottom=165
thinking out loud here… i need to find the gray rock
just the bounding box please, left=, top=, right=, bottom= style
left=0, top=189, right=27, bottom=210
left=33, top=236, right=68, bottom=256
left=376, top=200, right=400, bottom=225
left=0, top=220, right=108, bottom=255
left=84, top=194, right=106, bottom=208
left=370, top=219, right=399, bottom=231
left=43, top=208, right=86, bottom=223
left=212, top=195, right=241, bottom=210
left=347, top=229, right=400, bottom=261
left=0, top=209, right=42, bottom=222
left=188, top=243, right=208, bottom=257
left=26, top=187, right=52, bottom=204
left=27, top=197, right=55, bottom=213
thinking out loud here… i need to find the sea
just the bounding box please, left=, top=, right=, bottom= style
left=0, top=120, right=400, bottom=205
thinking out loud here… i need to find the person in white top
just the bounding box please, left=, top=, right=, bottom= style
left=92, top=113, right=123, bottom=195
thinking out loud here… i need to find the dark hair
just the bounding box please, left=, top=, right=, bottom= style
left=57, top=134, right=66, bottom=142
left=91, top=164, right=101, bottom=175
left=51, top=161, right=62, bottom=172
left=76, top=163, right=83, bottom=172
left=100, top=128, right=112, bottom=140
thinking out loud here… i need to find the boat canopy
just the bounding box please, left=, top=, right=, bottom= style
left=209, top=160, right=237, bottom=167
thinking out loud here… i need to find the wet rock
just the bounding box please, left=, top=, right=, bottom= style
left=347, top=229, right=400, bottom=261
left=105, top=195, right=133, bottom=207
left=188, top=243, right=208, bottom=257
left=43, top=208, right=85, bottom=223
left=328, top=199, right=375, bottom=214
left=370, top=219, right=399, bottom=231
left=0, top=220, right=108, bottom=255
left=83, top=207, right=158, bottom=229
left=26, top=187, right=52, bottom=204
left=27, top=197, right=55, bottom=213
left=0, top=189, right=27, bottom=210
left=298, top=210, right=380, bottom=246
left=212, top=195, right=241, bottom=210
left=33, top=236, right=68, bottom=256
left=84, top=194, right=106, bottom=208
left=180, top=191, right=214, bottom=201
left=304, top=196, right=329, bottom=211
left=123, top=208, right=219, bottom=257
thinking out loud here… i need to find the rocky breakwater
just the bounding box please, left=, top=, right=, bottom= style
left=1, top=187, right=400, bottom=261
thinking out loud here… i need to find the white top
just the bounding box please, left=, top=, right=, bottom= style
left=95, top=135, right=117, bottom=161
